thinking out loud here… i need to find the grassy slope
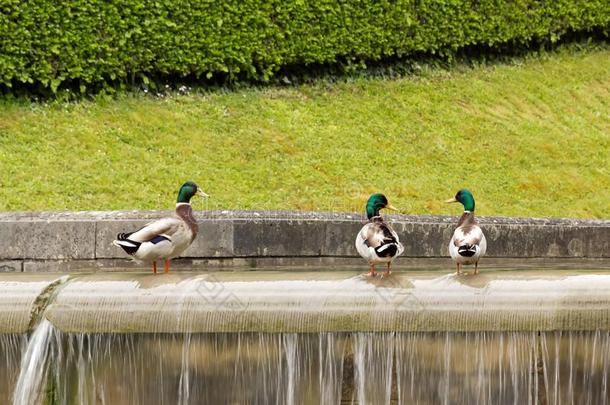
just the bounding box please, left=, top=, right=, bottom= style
left=0, top=47, right=608, bottom=218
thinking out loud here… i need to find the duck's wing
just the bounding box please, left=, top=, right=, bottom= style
left=121, top=217, right=183, bottom=243
left=356, top=219, right=404, bottom=261
left=356, top=223, right=374, bottom=259
left=452, top=224, right=484, bottom=247
left=363, top=221, right=403, bottom=252
left=359, top=222, right=382, bottom=248
left=114, top=217, right=184, bottom=256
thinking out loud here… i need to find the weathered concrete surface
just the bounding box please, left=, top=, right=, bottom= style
left=12, top=257, right=610, bottom=273
left=0, top=220, right=95, bottom=260
left=0, top=211, right=608, bottom=270
left=0, top=260, right=22, bottom=272
left=18, top=270, right=610, bottom=333
left=0, top=274, right=67, bottom=333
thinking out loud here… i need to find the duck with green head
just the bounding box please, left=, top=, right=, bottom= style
left=446, top=189, right=487, bottom=275
left=113, top=181, right=208, bottom=274
left=355, top=193, right=404, bottom=277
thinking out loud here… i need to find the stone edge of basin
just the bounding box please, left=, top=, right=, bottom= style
left=0, top=210, right=608, bottom=271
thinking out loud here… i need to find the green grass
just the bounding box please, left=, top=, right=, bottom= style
left=0, top=46, right=609, bottom=218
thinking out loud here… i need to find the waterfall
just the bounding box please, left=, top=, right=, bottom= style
left=3, top=271, right=610, bottom=403
left=12, top=320, right=56, bottom=405
left=319, top=332, right=346, bottom=404
left=353, top=332, right=394, bottom=405
left=2, top=330, right=608, bottom=404
left=0, top=334, right=26, bottom=400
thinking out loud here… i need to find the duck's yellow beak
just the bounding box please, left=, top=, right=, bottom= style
left=385, top=204, right=399, bottom=211
left=445, top=197, right=458, bottom=203
left=197, top=189, right=209, bottom=198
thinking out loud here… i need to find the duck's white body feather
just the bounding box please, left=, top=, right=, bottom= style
left=448, top=213, right=487, bottom=265
left=355, top=218, right=404, bottom=264
left=113, top=203, right=198, bottom=263
left=130, top=218, right=194, bottom=261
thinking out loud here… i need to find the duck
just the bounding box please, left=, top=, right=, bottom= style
left=446, top=189, right=487, bottom=275
left=113, top=181, right=208, bottom=274
left=355, top=193, right=404, bottom=277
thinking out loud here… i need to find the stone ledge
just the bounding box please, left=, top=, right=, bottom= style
left=38, top=271, right=610, bottom=333
left=12, top=257, right=610, bottom=273
left=1, top=210, right=608, bottom=226
left=0, top=211, right=607, bottom=267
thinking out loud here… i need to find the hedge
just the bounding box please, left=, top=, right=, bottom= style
left=0, top=0, right=608, bottom=92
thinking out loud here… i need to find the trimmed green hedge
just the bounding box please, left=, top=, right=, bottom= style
left=1, top=0, right=608, bottom=92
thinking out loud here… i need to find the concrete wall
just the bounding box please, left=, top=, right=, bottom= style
left=0, top=210, right=608, bottom=271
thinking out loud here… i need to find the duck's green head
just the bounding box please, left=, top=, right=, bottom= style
left=177, top=181, right=209, bottom=203
left=446, top=188, right=475, bottom=212
left=365, top=193, right=398, bottom=219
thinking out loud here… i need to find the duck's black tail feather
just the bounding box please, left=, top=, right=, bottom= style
left=375, top=243, right=398, bottom=258
left=114, top=232, right=141, bottom=255
left=458, top=244, right=477, bottom=257
left=117, top=232, right=133, bottom=241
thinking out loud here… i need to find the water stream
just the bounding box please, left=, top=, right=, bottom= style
left=5, top=328, right=610, bottom=404
left=0, top=333, right=26, bottom=401
left=3, top=269, right=610, bottom=404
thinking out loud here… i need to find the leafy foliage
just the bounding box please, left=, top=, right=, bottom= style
left=0, top=0, right=608, bottom=92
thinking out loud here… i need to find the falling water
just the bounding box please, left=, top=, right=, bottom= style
left=3, top=329, right=608, bottom=404
left=353, top=332, right=394, bottom=405
left=26, top=332, right=346, bottom=405
left=283, top=333, right=298, bottom=405
left=4, top=270, right=610, bottom=404
left=394, top=332, right=540, bottom=404
left=319, top=332, right=346, bottom=404
left=538, top=331, right=610, bottom=405
left=12, top=320, right=55, bottom=405
left=0, top=334, right=26, bottom=400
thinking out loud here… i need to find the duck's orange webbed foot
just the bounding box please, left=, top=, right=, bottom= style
left=382, top=262, right=392, bottom=278
left=364, top=264, right=377, bottom=277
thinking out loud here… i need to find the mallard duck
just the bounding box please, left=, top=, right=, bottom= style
left=446, top=189, right=487, bottom=275
left=113, top=181, right=208, bottom=274
left=355, top=193, right=404, bottom=277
